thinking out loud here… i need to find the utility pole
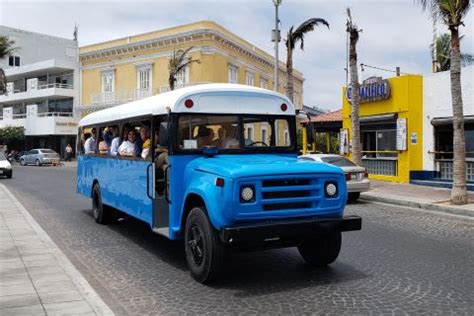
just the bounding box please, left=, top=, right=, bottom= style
left=272, top=0, right=282, bottom=92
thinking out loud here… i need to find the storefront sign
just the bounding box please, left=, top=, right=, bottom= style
left=340, top=128, right=349, bottom=155
left=55, top=121, right=78, bottom=134
left=346, top=77, right=391, bottom=104
left=396, top=118, right=407, bottom=150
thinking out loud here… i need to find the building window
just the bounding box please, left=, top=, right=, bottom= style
left=8, top=56, right=20, bottom=67
left=175, top=65, right=189, bottom=87
left=228, top=65, right=238, bottom=84
left=293, top=93, right=299, bottom=107
left=246, top=71, right=255, bottom=86
left=101, top=71, right=114, bottom=93
left=261, top=78, right=268, bottom=89
left=362, top=129, right=397, bottom=158
left=137, top=67, right=151, bottom=91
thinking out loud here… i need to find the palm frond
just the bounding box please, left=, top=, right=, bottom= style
left=288, top=18, right=329, bottom=50
left=0, top=36, right=17, bottom=59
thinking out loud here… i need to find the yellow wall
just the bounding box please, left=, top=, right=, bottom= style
left=80, top=21, right=304, bottom=110
left=342, top=75, right=423, bottom=183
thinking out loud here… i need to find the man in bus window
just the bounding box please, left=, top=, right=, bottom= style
left=118, top=130, right=137, bottom=157
left=140, top=126, right=151, bottom=159
left=84, top=128, right=97, bottom=154
left=109, top=127, right=120, bottom=156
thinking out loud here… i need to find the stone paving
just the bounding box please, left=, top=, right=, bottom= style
left=0, top=183, right=113, bottom=315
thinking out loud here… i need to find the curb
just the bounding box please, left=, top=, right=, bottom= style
left=360, top=194, right=474, bottom=218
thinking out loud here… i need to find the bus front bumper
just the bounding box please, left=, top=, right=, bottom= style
left=219, top=215, right=362, bottom=245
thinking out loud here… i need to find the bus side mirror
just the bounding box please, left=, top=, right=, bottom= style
left=159, top=122, right=169, bottom=147
left=306, top=124, right=314, bottom=144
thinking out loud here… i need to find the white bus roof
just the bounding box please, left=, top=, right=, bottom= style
left=79, top=83, right=294, bottom=127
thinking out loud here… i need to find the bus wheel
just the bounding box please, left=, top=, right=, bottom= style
left=348, top=192, right=360, bottom=202
left=184, top=207, right=225, bottom=284
left=92, top=184, right=114, bottom=225
left=297, top=232, right=342, bottom=267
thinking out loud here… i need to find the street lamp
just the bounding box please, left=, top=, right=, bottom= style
left=272, top=0, right=282, bottom=92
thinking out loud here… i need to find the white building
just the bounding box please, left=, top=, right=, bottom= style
left=420, top=65, right=474, bottom=186
left=0, top=26, right=79, bottom=156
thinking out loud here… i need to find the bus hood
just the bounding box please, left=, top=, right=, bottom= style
left=188, top=154, right=344, bottom=179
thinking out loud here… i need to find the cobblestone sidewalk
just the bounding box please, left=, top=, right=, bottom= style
left=0, top=183, right=113, bottom=315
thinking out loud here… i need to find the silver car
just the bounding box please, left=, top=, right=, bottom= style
left=299, top=154, right=370, bottom=202
left=20, top=149, right=60, bottom=166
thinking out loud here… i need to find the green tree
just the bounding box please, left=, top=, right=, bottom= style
left=168, top=47, right=200, bottom=91
left=285, top=18, right=329, bottom=102
left=0, top=126, right=25, bottom=149
left=417, top=0, right=470, bottom=205
left=431, top=33, right=474, bottom=72
left=346, top=8, right=363, bottom=166
left=0, top=36, right=17, bottom=95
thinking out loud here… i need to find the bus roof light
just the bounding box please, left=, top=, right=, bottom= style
left=184, top=99, right=194, bottom=108
left=281, top=103, right=287, bottom=112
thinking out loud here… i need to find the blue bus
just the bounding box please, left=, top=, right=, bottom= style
left=77, top=84, right=361, bottom=283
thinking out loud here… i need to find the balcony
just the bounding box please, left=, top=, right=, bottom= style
left=0, top=110, right=77, bottom=136
left=90, top=89, right=154, bottom=107
left=159, top=82, right=210, bottom=93
left=0, top=83, right=76, bottom=104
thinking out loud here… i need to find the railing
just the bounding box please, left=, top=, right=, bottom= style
left=435, top=159, right=474, bottom=182
left=12, top=113, right=27, bottom=119
left=159, top=82, right=211, bottom=93
left=90, top=89, right=153, bottom=106
left=362, top=157, right=398, bottom=176
left=37, top=112, right=74, bottom=117
left=38, top=83, right=74, bottom=90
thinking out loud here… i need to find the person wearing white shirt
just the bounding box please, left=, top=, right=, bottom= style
left=118, top=130, right=137, bottom=157
left=84, top=128, right=97, bottom=154
left=109, top=127, right=120, bottom=156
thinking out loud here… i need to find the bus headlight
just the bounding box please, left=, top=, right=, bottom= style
left=240, top=186, right=255, bottom=202
left=325, top=182, right=337, bottom=197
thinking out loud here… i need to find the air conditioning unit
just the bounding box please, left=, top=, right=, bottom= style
left=6, top=82, right=13, bottom=94
left=27, top=78, right=38, bottom=91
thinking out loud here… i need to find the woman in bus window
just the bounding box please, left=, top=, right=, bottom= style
left=118, top=130, right=137, bottom=157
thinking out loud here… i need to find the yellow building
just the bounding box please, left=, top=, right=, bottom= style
left=342, top=75, right=423, bottom=183
left=79, top=20, right=304, bottom=115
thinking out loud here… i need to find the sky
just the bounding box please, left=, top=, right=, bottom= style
left=0, top=0, right=473, bottom=110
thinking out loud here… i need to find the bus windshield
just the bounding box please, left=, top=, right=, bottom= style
left=177, top=114, right=294, bottom=151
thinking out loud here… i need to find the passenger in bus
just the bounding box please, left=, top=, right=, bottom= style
left=140, top=126, right=151, bottom=159
left=154, top=130, right=169, bottom=195
left=83, top=128, right=97, bottom=154
left=211, top=127, right=225, bottom=147
left=222, top=124, right=239, bottom=148
left=118, top=130, right=137, bottom=157
left=109, top=127, right=120, bottom=156
left=98, top=136, right=108, bottom=155
left=196, top=126, right=213, bottom=147
left=121, top=126, right=130, bottom=144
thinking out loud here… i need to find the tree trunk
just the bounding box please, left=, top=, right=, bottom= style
left=169, top=74, right=175, bottom=91
left=449, top=26, right=467, bottom=205
left=349, top=37, right=362, bottom=166
left=286, top=46, right=294, bottom=102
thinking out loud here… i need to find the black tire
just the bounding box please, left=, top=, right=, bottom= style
left=35, top=159, right=41, bottom=167
left=20, top=159, right=26, bottom=166
left=7, top=173, right=12, bottom=179
left=92, top=184, right=115, bottom=224
left=348, top=192, right=360, bottom=202
left=297, top=232, right=342, bottom=267
left=184, top=206, right=225, bottom=284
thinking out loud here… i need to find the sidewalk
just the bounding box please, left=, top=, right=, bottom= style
left=0, top=184, right=113, bottom=315
left=361, top=180, right=474, bottom=217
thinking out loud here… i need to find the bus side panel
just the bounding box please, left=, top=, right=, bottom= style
left=77, top=155, right=153, bottom=224
left=77, top=155, right=94, bottom=197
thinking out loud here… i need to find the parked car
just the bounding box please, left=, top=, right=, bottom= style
left=0, top=152, right=13, bottom=178
left=20, top=149, right=60, bottom=166
left=299, top=154, right=370, bottom=201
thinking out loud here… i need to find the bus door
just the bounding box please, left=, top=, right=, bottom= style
left=149, top=119, right=170, bottom=237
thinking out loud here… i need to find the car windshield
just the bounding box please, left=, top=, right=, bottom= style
left=321, top=156, right=356, bottom=167
left=40, top=149, right=56, bottom=154
left=0, top=153, right=6, bottom=161
left=177, top=114, right=294, bottom=151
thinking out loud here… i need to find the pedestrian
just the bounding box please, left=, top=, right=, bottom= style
left=65, top=144, right=73, bottom=162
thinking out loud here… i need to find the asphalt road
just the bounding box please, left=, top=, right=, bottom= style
left=2, top=165, right=473, bottom=315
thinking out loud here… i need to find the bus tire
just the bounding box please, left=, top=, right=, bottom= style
left=184, top=206, right=225, bottom=284
left=297, top=232, right=342, bottom=267
left=92, top=184, right=114, bottom=225
left=348, top=192, right=360, bottom=202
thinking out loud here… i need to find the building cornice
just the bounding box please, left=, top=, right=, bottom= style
left=79, top=28, right=304, bottom=81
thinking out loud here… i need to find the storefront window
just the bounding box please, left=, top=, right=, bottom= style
left=435, top=124, right=474, bottom=159
left=362, top=129, right=397, bottom=158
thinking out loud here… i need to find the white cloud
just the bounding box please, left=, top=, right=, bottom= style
left=1, top=0, right=472, bottom=110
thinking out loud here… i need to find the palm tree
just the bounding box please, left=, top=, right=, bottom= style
left=285, top=18, right=329, bottom=102
left=168, top=47, right=200, bottom=91
left=417, top=0, right=470, bottom=205
left=0, top=36, right=17, bottom=95
left=346, top=8, right=363, bottom=166
left=431, top=33, right=473, bottom=72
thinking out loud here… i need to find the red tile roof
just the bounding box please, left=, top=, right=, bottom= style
left=309, top=109, right=342, bottom=123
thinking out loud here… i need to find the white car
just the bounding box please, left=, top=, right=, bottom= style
left=299, top=154, right=370, bottom=202
left=0, top=152, right=13, bottom=178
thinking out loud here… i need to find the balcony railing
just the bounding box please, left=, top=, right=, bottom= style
left=38, top=83, right=74, bottom=90
left=435, top=159, right=474, bottom=182
left=12, top=113, right=27, bottom=119
left=159, top=82, right=211, bottom=93
left=37, top=112, right=74, bottom=118
left=90, top=89, right=153, bottom=106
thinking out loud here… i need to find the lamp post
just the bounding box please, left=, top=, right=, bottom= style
left=272, top=0, right=282, bottom=92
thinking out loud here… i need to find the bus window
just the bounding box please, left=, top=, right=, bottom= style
left=83, top=127, right=97, bottom=154
left=118, top=120, right=151, bottom=159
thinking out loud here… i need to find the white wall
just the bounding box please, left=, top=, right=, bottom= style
left=423, top=65, right=474, bottom=171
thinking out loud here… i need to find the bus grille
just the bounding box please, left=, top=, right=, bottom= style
left=261, top=178, right=320, bottom=211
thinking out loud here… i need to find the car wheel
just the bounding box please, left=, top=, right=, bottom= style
left=185, top=206, right=225, bottom=284
left=7, top=173, right=12, bottom=179
left=297, top=232, right=342, bottom=267
left=348, top=192, right=360, bottom=202
left=91, top=184, right=115, bottom=224
left=20, top=159, right=26, bottom=166
left=35, top=159, right=42, bottom=167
